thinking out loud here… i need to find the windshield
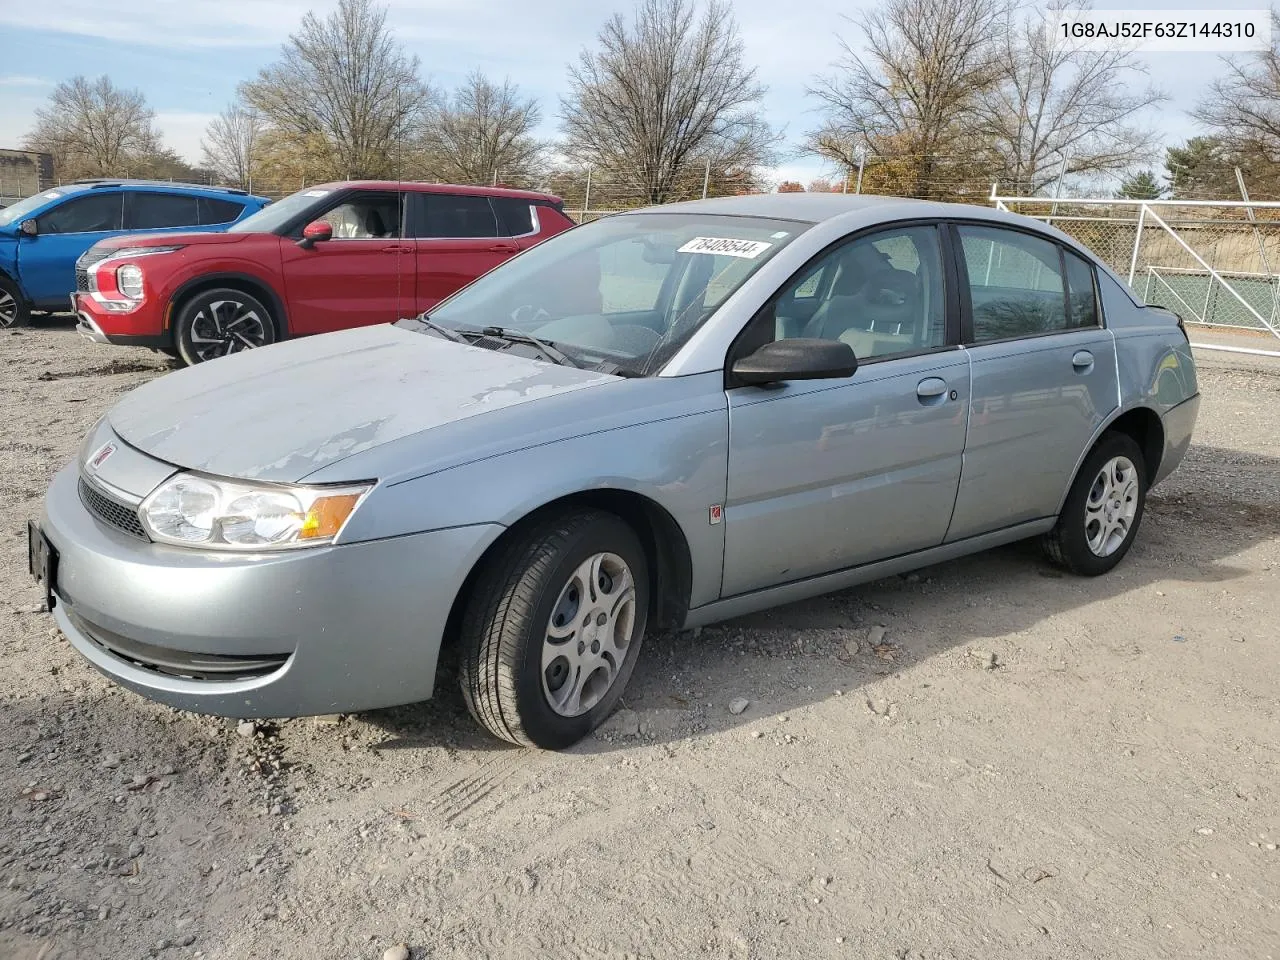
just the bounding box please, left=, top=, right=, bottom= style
left=226, top=187, right=328, bottom=234
left=397, top=212, right=805, bottom=375
left=0, top=189, right=81, bottom=227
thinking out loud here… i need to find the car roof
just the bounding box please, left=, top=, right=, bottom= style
left=314, top=180, right=563, bottom=204
left=636, top=193, right=923, bottom=223
left=66, top=179, right=268, bottom=202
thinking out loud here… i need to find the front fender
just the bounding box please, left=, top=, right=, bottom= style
left=338, top=406, right=731, bottom=610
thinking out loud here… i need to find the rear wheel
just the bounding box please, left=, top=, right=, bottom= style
left=174, top=288, right=276, bottom=365
left=459, top=509, right=650, bottom=749
left=1043, top=432, right=1147, bottom=576
left=0, top=276, right=29, bottom=329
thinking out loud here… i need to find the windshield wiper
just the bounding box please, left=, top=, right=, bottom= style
left=469, top=325, right=583, bottom=369
left=409, top=314, right=470, bottom=344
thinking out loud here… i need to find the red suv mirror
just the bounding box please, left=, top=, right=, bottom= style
left=298, top=221, right=333, bottom=249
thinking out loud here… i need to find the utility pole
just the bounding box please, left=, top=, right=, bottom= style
left=854, top=148, right=866, bottom=195
left=581, top=167, right=592, bottom=221
left=701, top=158, right=711, bottom=200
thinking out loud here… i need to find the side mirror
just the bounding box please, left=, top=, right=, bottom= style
left=297, top=221, right=332, bottom=249
left=731, top=338, right=858, bottom=386
left=19, top=219, right=37, bottom=237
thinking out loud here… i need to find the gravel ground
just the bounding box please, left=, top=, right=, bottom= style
left=2, top=320, right=1278, bottom=960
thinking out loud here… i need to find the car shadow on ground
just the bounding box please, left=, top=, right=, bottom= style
left=360, top=442, right=1279, bottom=754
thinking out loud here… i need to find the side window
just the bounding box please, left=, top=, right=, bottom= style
left=490, top=197, right=535, bottom=236
left=199, top=197, right=245, bottom=225
left=958, top=226, right=1068, bottom=341
left=36, top=193, right=124, bottom=234
left=759, top=225, right=947, bottom=362
left=125, top=192, right=200, bottom=230
left=419, top=195, right=499, bottom=239
left=1063, top=249, right=1100, bottom=328
left=317, top=193, right=401, bottom=238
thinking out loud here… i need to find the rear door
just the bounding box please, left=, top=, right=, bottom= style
left=406, top=193, right=518, bottom=313
left=19, top=191, right=125, bottom=306
left=278, top=190, right=406, bottom=334
left=945, top=223, right=1117, bottom=541
left=124, top=191, right=202, bottom=234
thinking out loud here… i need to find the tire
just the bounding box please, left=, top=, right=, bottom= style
left=0, top=275, right=29, bottom=329
left=174, top=288, right=276, bottom=365
left=459, top=509, right=650, bottom=749
left=1043, top=432, right=1147, bottom=576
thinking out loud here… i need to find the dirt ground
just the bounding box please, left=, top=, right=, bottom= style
left=1, top=320, right=1277, bottom=960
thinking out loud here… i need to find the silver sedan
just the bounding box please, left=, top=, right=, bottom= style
left=30, top=194, right=1200, bottom=748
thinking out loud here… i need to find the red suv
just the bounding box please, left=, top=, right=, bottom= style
left=72, top=181, right=575, bottom=364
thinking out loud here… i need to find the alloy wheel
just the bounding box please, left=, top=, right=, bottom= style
left=541, top=552, right=638, bottom=717
left=188, top=299, right=270, bottom=361
left=1084, top=455, right=1140, bottom=557
left=0, top=289, right=19, bottom=328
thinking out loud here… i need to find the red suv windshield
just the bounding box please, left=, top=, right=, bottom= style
left=227, top=188, right=335, bottom=235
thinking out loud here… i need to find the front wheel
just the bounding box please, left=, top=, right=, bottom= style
left=174, top=288, right=276, bottom=365
left=0, top=276, right=29, bottom=329
left=459, top=510, right=650, bottom=749
left=1043, top=432, right=1147, bottom=576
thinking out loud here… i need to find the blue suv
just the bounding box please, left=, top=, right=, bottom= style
left=0, top=179, right=270, bottom=327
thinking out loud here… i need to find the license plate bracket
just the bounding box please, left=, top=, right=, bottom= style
left=27, top=521, right=58, bottom=611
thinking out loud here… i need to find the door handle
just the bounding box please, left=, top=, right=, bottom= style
left=381, top=244, right=411, bottom=253
left=1072, top=349, right=1094, bottom=370
left=916, top=377, right=947, bottom=404
left=487, top=242, right=518, bottom=252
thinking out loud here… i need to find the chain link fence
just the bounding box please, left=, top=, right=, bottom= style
left=993, top=196, right=1280, bottom=339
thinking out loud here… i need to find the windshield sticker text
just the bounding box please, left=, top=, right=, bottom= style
left=678, top=237, right=773, bottom=259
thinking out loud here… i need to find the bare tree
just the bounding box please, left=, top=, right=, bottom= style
left=976, top=1, right=1164, bottom=194
left=201, top=105, right=264, bottom=190
left=24, top=75, right=163, bottom=179
left=239, top=0, right=432, bottom=180
left=422, top=72, right=545, bottom=185
left=560, top=0, right=778, bottom=204
left=806, top=0, right=1010, bottom=198
left=1193, top=11, right=1280, bottom=194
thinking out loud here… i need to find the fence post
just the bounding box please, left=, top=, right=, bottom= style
left=1128, top=204, right=1147, bottom=285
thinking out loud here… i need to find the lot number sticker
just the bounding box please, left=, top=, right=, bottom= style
left=678, top=237, right=773, bottom=259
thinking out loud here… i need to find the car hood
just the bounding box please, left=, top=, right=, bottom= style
left=96, top=231, right=254, bottom=250
left=107, top=325, right=619, bottom=483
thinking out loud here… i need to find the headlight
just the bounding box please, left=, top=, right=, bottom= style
left=140, top=473, right=372, bottom=550
left=116, top=264, right=144, bottom=299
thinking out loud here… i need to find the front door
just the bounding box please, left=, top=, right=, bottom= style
left=721, top=224, right=970, bottom=598
left=280, top=190, right=406, bottom=334
left=407, top=193, right=518, bottom=313
left=20, top=191, right=126, bottom=306
left=945, top=224, right=1118, bottom=541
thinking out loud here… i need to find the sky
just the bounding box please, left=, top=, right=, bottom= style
left=0, top=0, right=1264, bottom=190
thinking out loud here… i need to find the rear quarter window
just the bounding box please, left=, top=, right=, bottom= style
left=199, top=197, right=247, bottom=225
left=491, top=197, right=535, bottom=237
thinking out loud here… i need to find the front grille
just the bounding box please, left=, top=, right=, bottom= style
left=75, top=248, right=114, bottom=292
left=69, top=610, right=290, bottom=682
left=78, top=477, right=148, bottom=540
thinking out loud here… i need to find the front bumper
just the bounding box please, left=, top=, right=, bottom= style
left=72, top=292, right=170, bottom=348
left=41, top=463, right=503, bottom=717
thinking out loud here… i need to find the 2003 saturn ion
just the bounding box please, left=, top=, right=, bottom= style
left=30, top=194, right=1200, bottom=749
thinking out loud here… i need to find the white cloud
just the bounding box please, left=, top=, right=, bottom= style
left=0, top=75, right=52, bottom=87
